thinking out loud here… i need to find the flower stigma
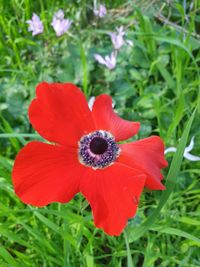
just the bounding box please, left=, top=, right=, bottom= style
left=78, top=130, right=121, bottom=169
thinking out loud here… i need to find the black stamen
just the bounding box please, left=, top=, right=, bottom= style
left=90, top=137, right=108, bottom=154
left=78, top=130, right=120, bottom=169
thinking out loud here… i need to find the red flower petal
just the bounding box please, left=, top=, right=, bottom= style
left=12, top=141, right=80, bottom=207
left=80, top=163, right=146, bottom=236
left=92, top=94, right=140, bottom=141
left=29, top=82, right=95, bottom=146
left=118, top=136, right=168, bottom=190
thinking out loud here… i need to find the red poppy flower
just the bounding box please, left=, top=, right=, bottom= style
left=12, top=82, right=168, bottom=236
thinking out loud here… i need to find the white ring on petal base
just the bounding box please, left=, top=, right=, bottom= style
left=78, top=130, right=121, bottom=170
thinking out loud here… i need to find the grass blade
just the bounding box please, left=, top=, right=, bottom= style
left=124, top=230, right=134, bottom=267
left=0, top=247, right=20, bottom=267
left=150, top=226, right=200, bottom=244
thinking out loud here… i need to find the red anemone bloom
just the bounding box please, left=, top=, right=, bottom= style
left=12, top=82, right=168, bottom=236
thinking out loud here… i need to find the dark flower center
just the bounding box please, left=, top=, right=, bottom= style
left=78, top=130, right=121, bottom=169
left=89, top=137, right=108, bottom=154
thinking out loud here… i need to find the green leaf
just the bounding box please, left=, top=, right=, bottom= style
left=34, top=211, right=77, bottom=248
left=0, top=247, right=20, bottom=267
left=0, top=115, right=21, bottom=151
left=0, top=133, right=40, bottom=139
left=150, top=225, right=200, bottom=244
left=177, top=217, right=200, bottom=226
left=124, top=230, right=134, bottom=267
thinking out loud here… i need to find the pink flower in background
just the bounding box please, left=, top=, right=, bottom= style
left=109, top=26, right=134, bottom=50
left=26, top=13, right=44, bottom=36
left=94, top=52, right=117, bottom=70
left=165, top=136, right=200, bottom=161
left=51, top=9, right=72, bottom=37
left=54, top=9, right=65, bottom=20
left=88, top=96, right=96, bottom=110
left=94, top=4, right=107, bottom=18
left=109, top=26, right=125, bottom=50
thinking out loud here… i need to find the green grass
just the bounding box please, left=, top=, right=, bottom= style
left=0, top=0, right=200, bottom=266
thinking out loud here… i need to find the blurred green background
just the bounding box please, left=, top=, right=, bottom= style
left=0, top=0, right=200, bottom=266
